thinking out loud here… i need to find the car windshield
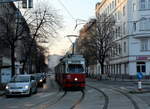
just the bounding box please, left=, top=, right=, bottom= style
left=36, top=74, right=43, bottom=78
left=67, top=64, right=84, bottom=73
left=10, top=76, right=30, bottom=82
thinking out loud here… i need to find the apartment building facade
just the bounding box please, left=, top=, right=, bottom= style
left=0, top=2, right=31, bottom=83
left=95, top=0, right=150, bottom=78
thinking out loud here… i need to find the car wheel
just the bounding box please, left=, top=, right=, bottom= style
left=6, top=95, right=10, bottom=98
left=34, top=87, right=37, bottom=94
left=28, top=89, right=32, bottom=96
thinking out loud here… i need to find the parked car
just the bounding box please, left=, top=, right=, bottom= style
left=42, top=73, right=47, bottom=83
left=5, top=74, right=37, bottom=97
left=35, top=73, right=46, bottom=87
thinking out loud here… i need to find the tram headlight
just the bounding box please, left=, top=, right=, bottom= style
left=74, top=78, right=78, bottom=81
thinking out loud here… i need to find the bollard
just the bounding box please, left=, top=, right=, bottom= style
left=138, top=80, right=142, bottom=91
left=137, top=72, right=143, bottom=91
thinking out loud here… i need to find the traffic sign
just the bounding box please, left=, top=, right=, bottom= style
left=137, top=72, right=143, bottom=80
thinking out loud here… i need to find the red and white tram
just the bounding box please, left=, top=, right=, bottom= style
left=55, top=55, right=85, bottom=90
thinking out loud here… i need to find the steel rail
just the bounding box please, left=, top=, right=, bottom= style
left=87, top=85, right=109, bottom=109
left=70, top=90, right=85, bottom=109
left=111, top=88, right=140, bottom=109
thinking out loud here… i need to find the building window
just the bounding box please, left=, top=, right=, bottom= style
left=140, top=0, right=146, bottom=10
left=123, top=22, right=126, bottom=34
left=141, top=39, right=148, bottom=51
left=124, top=42, right=126, bottom=53
left=118, top=26, right=121, bottom=37
left=112, top=1, right=115, bottom=9
left=109, top=4, right=111, bottom=12
left=137, top=62, right=146, bottom=73
left=133, top=22, right=136, bottom=31
left=133, top=3, right=136, bottom=11
left=118, top=44, right=121, bottom=55
left=118, top=11, right=121, bottom=20
left=115, top=28, right=119, bottom=39
left=115, top=13, right=117, bottom=21
left=124, top=63, right=127, bottom=74
left=123, top=6, right=126, bottom=16
left=140, top=19, right=146, bottom=30
left=140, top=18, right=150, bottom=30
left=148, top=0, right=150, bottom=9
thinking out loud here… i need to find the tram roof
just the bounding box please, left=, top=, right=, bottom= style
left=60, top=54, right=85, bottom=62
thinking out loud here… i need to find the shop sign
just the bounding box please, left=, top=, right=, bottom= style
left=136, top=56, right=148, bottom=60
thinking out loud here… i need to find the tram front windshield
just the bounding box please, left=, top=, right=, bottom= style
left=67, top=64, right=84, bottom=73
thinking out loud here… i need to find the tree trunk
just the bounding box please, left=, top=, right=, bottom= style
left=100, top=62, right=104, bottom=80
left=21, top=60, right=26, bottom=74
left=29, top=56, right=32, bottom=74
left=11, top=45, right=15, bottom=77
left=100, top=62, right=104, bottom=75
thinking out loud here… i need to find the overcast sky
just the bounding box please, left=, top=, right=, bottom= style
left=34, top=0, right=100, bottom=55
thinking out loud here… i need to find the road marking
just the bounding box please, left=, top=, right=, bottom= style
left=24, top=103, right=34, bottom=107
left=39, top=92, right=56, bottom=98
left=120, top=86, right=129, bottom=91
left=8, top=106, right=19, bottom=109
left=87, top=89, right=95, bottom=93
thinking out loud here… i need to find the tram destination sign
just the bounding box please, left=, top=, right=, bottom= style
left=68, top=60, right=80, bottom=64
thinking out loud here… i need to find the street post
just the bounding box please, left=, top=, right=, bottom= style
left=137, top=72, right=143, bottom=91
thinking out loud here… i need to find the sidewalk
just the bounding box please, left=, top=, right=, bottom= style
left=118, top=81, right=150, bottom=94
left=123, top=85, right=150, bottom=94
left=89, top=76, right=150, bottom=94
left=109, top=78, right=150, bottom=94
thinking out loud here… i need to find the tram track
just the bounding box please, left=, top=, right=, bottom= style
left=88, top=80, right=140, bottom=109
left=87, top=84, right=109, bottom=109
left=111, top=87, right=140, bottom=109
left=30, top=77, right=67, bottom=109
left=30, top=91, right=67, bottom=109
left=70, top=90, right=85, bottom=109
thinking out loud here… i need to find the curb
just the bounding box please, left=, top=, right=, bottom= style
left=129, top=90, right=150, bottom=94
left=119, top=87, right=150, bottom=94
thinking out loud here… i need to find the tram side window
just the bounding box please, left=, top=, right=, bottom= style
left=67, top=64, right=84, bottom=73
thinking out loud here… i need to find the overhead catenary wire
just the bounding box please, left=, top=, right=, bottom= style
left=56, top=0, right=75, bottom=20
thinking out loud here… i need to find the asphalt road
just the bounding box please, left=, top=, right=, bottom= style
left=0, top=76, right=150, bottom=109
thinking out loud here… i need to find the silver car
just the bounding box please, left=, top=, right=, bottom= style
left=5, top=74, right=37, bottom=97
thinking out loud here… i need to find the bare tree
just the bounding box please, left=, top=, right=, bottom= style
left=77, top=37, right=97, bottom=74
left=78, top=14, right=116, bottom=77
left=20, top=3, right=61, bottom=73
left=35, top=45, right=48, bottom=73
left=0, top=2, right=61, bottom=76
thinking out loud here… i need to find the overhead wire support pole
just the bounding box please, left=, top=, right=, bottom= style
left=65, top=35, right=78, bottom=55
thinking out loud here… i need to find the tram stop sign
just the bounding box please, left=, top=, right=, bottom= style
left=137, top=72, right=143, bottom=80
